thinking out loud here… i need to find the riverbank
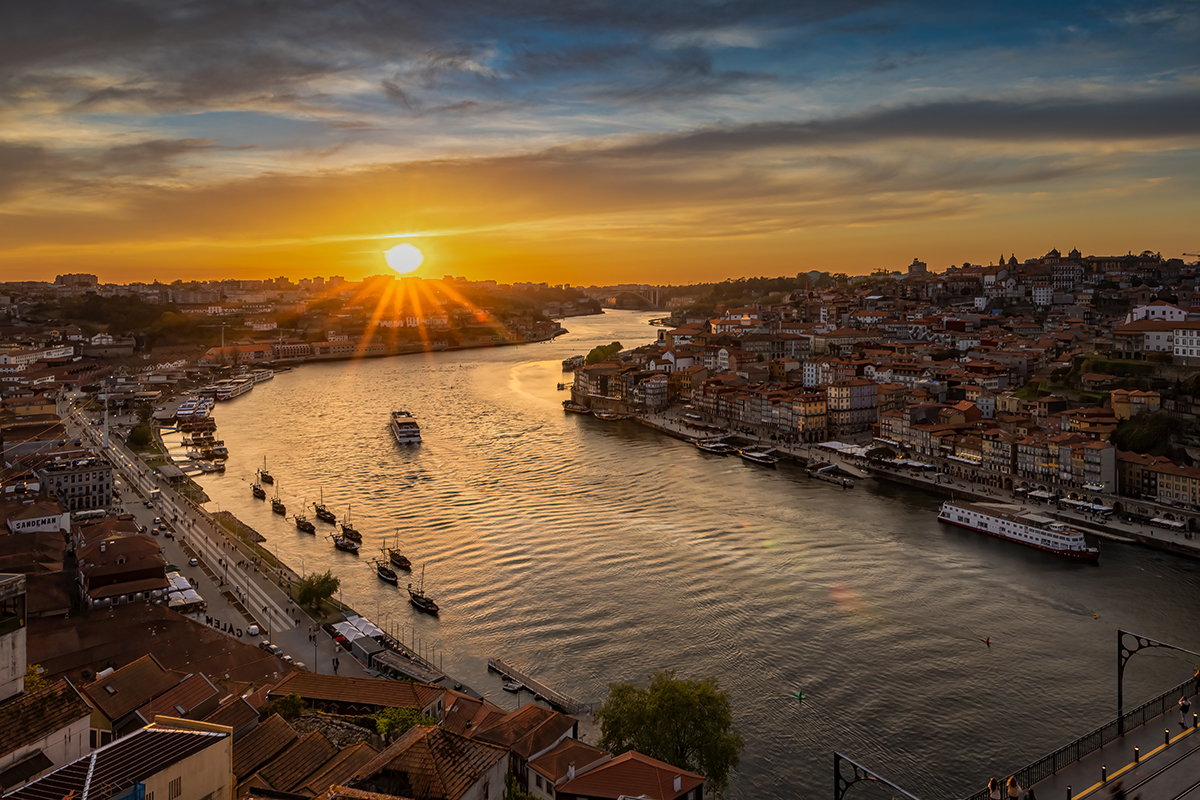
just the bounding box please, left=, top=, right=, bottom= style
left=631, top=409, right=1200, bottom=560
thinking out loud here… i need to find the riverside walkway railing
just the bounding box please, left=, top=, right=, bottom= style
left=959, top=675, right=1194, bottom=800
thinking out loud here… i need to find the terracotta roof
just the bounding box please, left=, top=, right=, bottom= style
left=473, top=704, right=577, bottom=759
left=258, top=729, right=338, bottom=792
left=297, top=741, right=381, bottom=795
left=351, top=725, right=507, bottom=800
left=204, top=696, right=261, bottom=739
left=81, top=654, right=181, bottom=722
left=27, top=602, right=295, bottom=692
left=558, top=750, right=705, bottom=800
left=0, top=679, right=91, bottom=758
left=133, top=672, right=219, bottom=726
left=269, top=673, right=443, bottom=713
left=527, top=737, right=609, bottom=783
left=312, top=786, right=415, bottom=800
left=233, top=713, right=299, bottom=780
left=442, top=692, right=505, bottom=738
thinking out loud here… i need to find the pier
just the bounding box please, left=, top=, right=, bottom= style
left=487, top=658, right=596, bottom=716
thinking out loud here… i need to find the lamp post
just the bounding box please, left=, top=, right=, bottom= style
left=1117, top=630, right=1200, bottom=735
left=834, top=753, right=923, bottom=800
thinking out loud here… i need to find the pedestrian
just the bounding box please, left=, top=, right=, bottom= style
left=988, top=778, right=1001, bottom=800
left=1026, top=790, right=1036, bottom=800
left=1110, top=780, right=1125, bottom=800
left=1181, top=694, right=1192, bottom=726
left=332, top=657, right=339, bottom=675
left=1007, top=777, right=1021, bottom=800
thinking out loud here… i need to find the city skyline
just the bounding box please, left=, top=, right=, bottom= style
left=2, top=0, right=1198, bottom=284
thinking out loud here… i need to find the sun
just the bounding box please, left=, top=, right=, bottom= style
left=384, top=243, right=424, bottom=274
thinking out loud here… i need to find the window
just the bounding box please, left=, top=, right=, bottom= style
left=168, top=777, right=181, bottom=800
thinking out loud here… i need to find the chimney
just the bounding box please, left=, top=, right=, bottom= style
left=674, top=775, right=682, bottom=792
left=567, top=763, right=575, bottom=781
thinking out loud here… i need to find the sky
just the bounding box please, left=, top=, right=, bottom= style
left=2, top=0, right=1199, bottom=285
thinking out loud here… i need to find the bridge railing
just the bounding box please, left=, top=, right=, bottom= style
left=960, top=675, right=1194, bottom=800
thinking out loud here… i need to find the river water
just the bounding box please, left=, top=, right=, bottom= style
left=194, top=310, right=1200, bottom=800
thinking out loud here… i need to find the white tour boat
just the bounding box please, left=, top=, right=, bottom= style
left=215, top=377, right=254, bottom=401
left=938, top=501, right=1099, bottom=562
left=390, top=410, right=422, bottom=444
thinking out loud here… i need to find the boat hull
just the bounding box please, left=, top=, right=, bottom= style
left=938, top=506, right=1099, bottom=562
left=409, top=595, right=439, bottom=615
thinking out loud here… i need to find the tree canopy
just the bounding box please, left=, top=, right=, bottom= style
left=375, top=707, right=438, bottom=742
left=596, top=670, right=743, bottom=797
left=296, top=570, right=339, bottom=609
left=1110, top=412, right=1191, bottom=458
left=585, top=341, right=623, bottom=365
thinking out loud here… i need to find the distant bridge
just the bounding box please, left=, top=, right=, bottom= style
left=584, top=286, right=664, bottom=309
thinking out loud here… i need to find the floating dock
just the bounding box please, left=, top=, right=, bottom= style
left=487, top=658, right=595, bottom=716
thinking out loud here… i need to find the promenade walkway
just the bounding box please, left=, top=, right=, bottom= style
left=62, top=403, right=370, bottom=678
left=636, top=410, right=1200, bottom=559
left=957, top=675, right=1200, bottom=800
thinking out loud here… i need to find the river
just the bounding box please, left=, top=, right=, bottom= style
left=192, top=310, right=1200, bottom=800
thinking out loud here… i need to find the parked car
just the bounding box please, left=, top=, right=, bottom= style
left=143, top=500, right=153, bottom=508
left=153, top=517, right=162, bottom=525
left=247, top=625, right=260, bottom=636
left=188, top=557, right=199, bottom=567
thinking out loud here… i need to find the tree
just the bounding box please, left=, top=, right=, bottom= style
left=296, top=570, right=340, bottom=609
left=503, top=773, right=537, bottom=800
left=376, top=707, right=439, bottom=742
left=126, top=424, right=152, bottom=448
left=24, top=664, right=48, bottom=693
left=585, top=341, right=623, bottom=365
left=596, top=670, right=743, bottom=797
left=264, top=692, right=305, bottom=720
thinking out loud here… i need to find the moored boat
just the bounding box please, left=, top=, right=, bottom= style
left=593, top=411, right=634, bottom=421
left=407, top=565, right=439, bottom=615
left=258, top=456, right=273, bottom=484
left=562, top=401, right=591, bottom=415
left=385, top=532, right=411, bottom=571
left=390, top=410, right=422, bottom=444
left=215, top=377, right=254, bottom=401
left=271, top=486, right=286, bottom=515
left=252, top=480, right=266, bottom=500
left=372, top=559, right=398, bottom=585
left=739, top=449, right=779, bottom=468
left=502, top=681, right=525, bottom=693
left=340, top=505, right=361, bottom=540
left=695, top=440, right=736, bottom=455
left=330, top=534, right=361, bottom=553
left=938, top=501, right=1099, bottom=561
left=313, top=488, right=336, bottom=523
left=294, top=514, right=315, bottom=533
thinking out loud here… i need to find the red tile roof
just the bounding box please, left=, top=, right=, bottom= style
left=352, top=726, right=507, bottom=800
left=80, top=654, right=181, bottom=723
left=558, top=750, right=704, bottom=800
left=233, top=713, right=298, bottom=780
left=269, top=673, right=443, bottom=714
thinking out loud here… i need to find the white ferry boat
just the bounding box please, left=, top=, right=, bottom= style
left=938, top=501, right=1099, bottom=562
left=250, top=369, right=274, bottom=383
left=390, top=410, right=422, bottom=444
left=215, top=378, right=254, bottom=401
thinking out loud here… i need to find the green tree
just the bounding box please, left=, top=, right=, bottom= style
left=296, top=570, right=340, bottom=609
left=375, top=707, right=439, bottom=742
left=585, top=341, right=623, bottom=365
left=126, top=424, right=153, bottom=448
left=596, top=670, right=743, bottom=797
left=24, top=664, right=48, bottom=693
left=264, top=692, right=305, bottom=720
left=503, top=773, right=537, bottom=800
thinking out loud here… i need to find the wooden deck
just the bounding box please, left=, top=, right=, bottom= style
left=487, top=658, right=596, bottom=716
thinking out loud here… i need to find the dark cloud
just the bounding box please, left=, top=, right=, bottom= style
left=602, top=91, right=1200, bottom=159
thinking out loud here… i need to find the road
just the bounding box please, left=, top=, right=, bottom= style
left=59, top=398, right=368, bottom=677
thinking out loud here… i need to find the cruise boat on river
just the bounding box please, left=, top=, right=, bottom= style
left=938, top=501, right=1100, bottom=561
left=250, top=369, right=274, bottom=383
left=390, top=411, right=422, bottom=444
left=215, top=378, right=254, bottom=401
left=738, top=449, right=779, bottom=468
